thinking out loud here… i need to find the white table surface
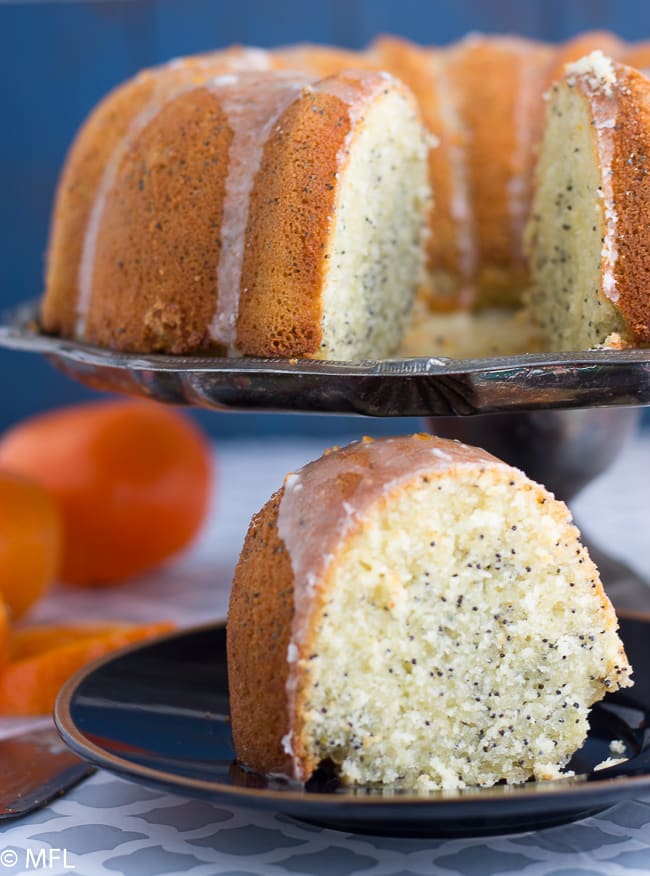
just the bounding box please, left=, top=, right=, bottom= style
left=1, top=431, right=649, bottom=876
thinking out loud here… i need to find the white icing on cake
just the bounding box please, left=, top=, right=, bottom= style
left=434, top=50, right=476, bottom=301
left=565, top=50, right=617, bottom=96
left=284, top=472, right=302, bottom=491
left=592, top=103, right=619, bottom=302
left=208, top=72, right=312, bottom=348
left=75, top=48, right=275, bottom=339
left=314, top=70, right=404, bottom=172
left=281, top=732, right=294, bottom=756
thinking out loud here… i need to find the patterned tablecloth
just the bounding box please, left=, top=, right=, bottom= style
left=1, top=432, right=650, bottom=876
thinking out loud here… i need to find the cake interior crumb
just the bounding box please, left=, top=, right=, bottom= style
left=294, top=465, right=631, bottom=789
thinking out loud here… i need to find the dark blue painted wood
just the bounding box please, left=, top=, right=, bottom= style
left=150, top=0, right=344, bottom=54
left=0, top=0, right=648, bottom=433
left=353, top=0, right=546, bottom=44
left=555, top=0, right=650, bottom=42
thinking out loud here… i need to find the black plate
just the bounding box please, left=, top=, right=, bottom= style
left=55, top=615, right=650, bottom=838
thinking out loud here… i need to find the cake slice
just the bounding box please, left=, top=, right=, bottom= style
left=227, top=433, right=632, bottom=790
left=526, top=51, right=650, bottom=350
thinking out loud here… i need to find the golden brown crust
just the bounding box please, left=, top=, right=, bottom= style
left=41, top=48, right=272, bottom=343
left=41, top=71, right=158, bottom=337
left=445, top=36, right=551, bottom=308
left=234, top=83, right=350, bottom=356
left=227, top=489, right=295, bottom=776
left=83, top=88, right=232, bottom=354
left=609, top=65, right=650, bottom=343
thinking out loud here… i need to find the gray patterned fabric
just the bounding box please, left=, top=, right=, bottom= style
left=1, top=773, right=650, bottom=875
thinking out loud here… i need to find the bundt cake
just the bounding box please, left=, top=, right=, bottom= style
left=44, top=66, right=429, bottom=360
left=227, top=433, right=632, bottom=790
left=526, top=51, right=650, bottom=350
left=43, top=46, right=275, bottom=345
left=41, top=32, right=650, bottom=359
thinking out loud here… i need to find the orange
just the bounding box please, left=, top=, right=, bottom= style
left=0, top=597, right=9, bottom=667
left=0, top=621, right=175, bottom=715
left=0, top=400, right=213, bottom=586
left=0, top=470, right=62, bottom=618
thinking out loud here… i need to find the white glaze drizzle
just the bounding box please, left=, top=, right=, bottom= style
left=166, top=47, right=272, bottom=73
left=209, top=68, right=398, bottom=350
left=311, top=70, right=401, bottom=185
left=75, top=50, right=275, bottom=339
left=565, top=50, right=617, bottom=95
left=433, top=49, right=476, bottom=304
left=507, top=41, right=549, bottom=263
left=312, top=68, right=394, bottom=106
left=567, top=52, right=620, bottom=301
left=76, top=75, right=192, bottom=338
left=276, top=435, right=508, bottom=777
left=208, top=72, right=313, bottom=347
left=206, top=47, right=272, bottom=72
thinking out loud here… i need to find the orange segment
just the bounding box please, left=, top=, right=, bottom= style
left=0, top=621, right=175, bottom=715
left=0, top=470, right=62, bottom=619
left=0, top=598, right=9, bottom=669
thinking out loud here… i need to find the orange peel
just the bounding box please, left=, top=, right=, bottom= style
left=0, top=621, right=175, bottom=715
left=0, top=469, right=62, bottom=619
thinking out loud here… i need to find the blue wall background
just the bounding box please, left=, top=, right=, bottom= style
left=1, top=0, right=649, bottom=437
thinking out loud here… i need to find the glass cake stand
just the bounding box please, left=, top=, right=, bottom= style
left=2, top=300, right=649, bottom=610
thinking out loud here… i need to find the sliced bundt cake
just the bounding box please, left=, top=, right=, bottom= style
left=41, top=33, right=650, bottom=359
left=227, top=434, right=632, bottom=790
left=44, top=66, right=429, bottom=360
